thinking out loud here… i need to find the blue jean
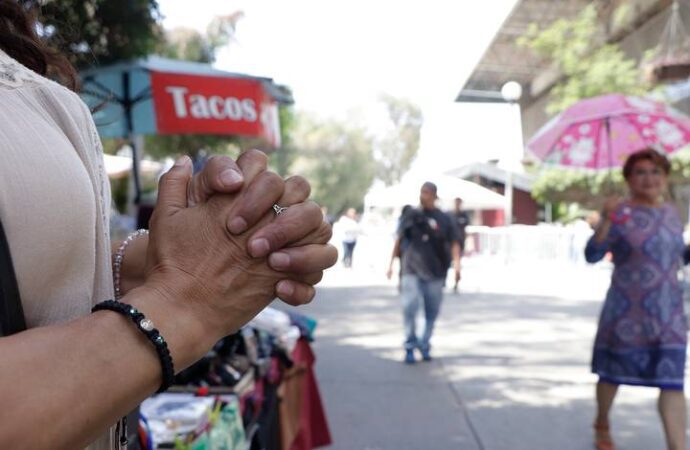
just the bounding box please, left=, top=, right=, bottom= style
left=401, top=274, right=444, bottom=351
left=342, top=241, right=356, bottom=267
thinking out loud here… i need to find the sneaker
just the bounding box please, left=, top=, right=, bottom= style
left=404, top=349, right=416, bottom=364
left=420, top=348, right=432, bottom=362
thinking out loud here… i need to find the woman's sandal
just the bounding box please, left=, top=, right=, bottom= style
left=593, top=423, right=615, bottom=450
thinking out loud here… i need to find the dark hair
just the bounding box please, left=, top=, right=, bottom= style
left=421, top=181, right=438, bottom=196
left=0, top=0, right=79, bottom=90
left=622, top=149, right=671, bottom=180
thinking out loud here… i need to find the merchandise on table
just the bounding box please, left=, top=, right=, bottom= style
left=136, top=309, right=331, bottom=450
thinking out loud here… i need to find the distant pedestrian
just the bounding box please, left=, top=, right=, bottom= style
left=387, top=204, right=413, bottom=290
left=390, top=182, right=460, bottom=364
left=449, top=197, right=471, bottom=290
left=321, top=206, right=335, bottom=226
left=336, top=208, right=361, bottom=268
left=585, top=149, right=689, bottom=450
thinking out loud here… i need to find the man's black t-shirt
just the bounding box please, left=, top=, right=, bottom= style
left=399, top=208, right=457, bottom=281
left=451, top=210, right=471, bottom=247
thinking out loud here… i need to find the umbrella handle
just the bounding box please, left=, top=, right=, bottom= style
left=605, top=118, right=615, bottom=195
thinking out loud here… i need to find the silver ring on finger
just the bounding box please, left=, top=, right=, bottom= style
left=272, top=204, right=288, bottom=216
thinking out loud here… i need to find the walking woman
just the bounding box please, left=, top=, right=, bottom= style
left=586, top=149, right=688, bottom=450
left=0, top=2, right=336, bottom=448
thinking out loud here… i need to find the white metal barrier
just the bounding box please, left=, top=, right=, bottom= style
left=466, top=223, right=595, bottom=264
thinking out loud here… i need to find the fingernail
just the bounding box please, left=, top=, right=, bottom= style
left=219, top=169, right=243, bottom=187
left=175, top=155, right=191, bottom=167
left=269, top=252, right=290, bottom=270
left=249, top=238, right=270, bottom=257
left=228, top=217, right=248, bottom=234
left=277, top=281, right=294, bottom=297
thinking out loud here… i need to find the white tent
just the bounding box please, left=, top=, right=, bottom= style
left=104, top=154, right=163, bottom=179
left=364, top=174, right=505, bottom=212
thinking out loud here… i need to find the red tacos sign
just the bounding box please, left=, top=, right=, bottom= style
left=150, top=71, right=281, bottom=147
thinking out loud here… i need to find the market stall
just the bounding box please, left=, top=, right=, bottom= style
left=137, top=307, right=331, bottom=450
left=80, top=55, right=292, bottom=202
left=80, top=57, right=327, bottom=450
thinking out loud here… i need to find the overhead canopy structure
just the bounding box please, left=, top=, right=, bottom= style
left=455, top=0, right=672, bottom=105
left=455, top=0, right=592, bottom=105
left=364, top=175, right=505, bottom=212
left=445, top=162, right=535, bottom=192
left=80, top=56, right=293, bottom=202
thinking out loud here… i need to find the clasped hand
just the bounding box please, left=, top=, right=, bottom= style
left=142, top=150, right=337, bottom=338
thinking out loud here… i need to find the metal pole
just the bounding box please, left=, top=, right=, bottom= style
left=605, top=117, right=614, bottom=193
left=505, top=171, right=513, bottom=226
left=123, top=71, right=143, bottom=205
left=504, top=100, right=521, bottom=226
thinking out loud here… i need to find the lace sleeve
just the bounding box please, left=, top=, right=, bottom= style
left=74, top=99, right=112, bottom=240
left=0, top=56, right=41, bottom=89
left=86, top=110, right=112, bottom=231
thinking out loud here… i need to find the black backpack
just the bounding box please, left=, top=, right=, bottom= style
left=404, top=209, right=452, bottom=272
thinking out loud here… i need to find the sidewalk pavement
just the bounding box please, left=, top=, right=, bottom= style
left=292, top=258, right=684, bottom=449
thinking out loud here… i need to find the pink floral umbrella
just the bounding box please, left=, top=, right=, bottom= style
left=527, top=94, right=690, bottom=169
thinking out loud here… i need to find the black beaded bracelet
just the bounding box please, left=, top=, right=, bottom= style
left=92, top=300, right=175, bottom=393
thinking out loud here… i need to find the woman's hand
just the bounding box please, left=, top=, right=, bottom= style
left=184, top=150, right=337, bottom=305
left=141, top=154, right=336, bottom=344
left=593, top=196, right=621, bottom=244
left=602, top=196, right=621, bottom=218
left=116, top=150, right=336, bottom=304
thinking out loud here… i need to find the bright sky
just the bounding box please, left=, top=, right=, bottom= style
left=158, top=0, right=522, bottom=176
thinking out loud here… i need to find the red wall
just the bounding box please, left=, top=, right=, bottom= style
left=513, top=189, right=539, bottom=225
left=479, top=188, right=539, bottom=226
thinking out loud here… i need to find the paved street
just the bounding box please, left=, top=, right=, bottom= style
left=295, top=256, right=687, bottom=450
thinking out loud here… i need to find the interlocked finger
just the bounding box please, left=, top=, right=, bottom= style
left=187, top=155, right=244, bottom=207
left=285, top=271, right=324, bottom=286
left=246, top=201, right=323, bottom=258
left=275, top=280, right=317, bottom=306
left=288, top=221, right=333, bottom=247
left=275, top=175, right=311, bottom=206
left=236, top=149, right=269, bottom=185
left=225, top=171, right=285, bottom=235
left=268, top=244, right=338, bottom=274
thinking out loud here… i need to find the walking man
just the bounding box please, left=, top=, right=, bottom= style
left=450, top=197, right=471, bottom=290
left=390, top=182, right=461, bottom=364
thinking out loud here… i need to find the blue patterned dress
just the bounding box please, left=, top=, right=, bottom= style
left=585, top=203, right=688, bottom=390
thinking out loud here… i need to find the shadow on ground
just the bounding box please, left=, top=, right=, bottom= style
left=291, top=283, right=676, bottom=450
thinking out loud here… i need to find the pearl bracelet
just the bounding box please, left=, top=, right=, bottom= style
left=113, top=229, right=149, bottom=300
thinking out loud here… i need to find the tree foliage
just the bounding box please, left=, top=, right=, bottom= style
left=374, top=94, right=423, bottom=186
left=269, top=105, right=299, bottom=177
left=532, top=149, right=690, bottom=211
left=144, top=134, right=240, bottom=161
left=30, top=0, right=163, bottom=68
left=531, top=168, right=625, bottom=206
left=157, top=12, right=244, bottom=64
left=290, top=114, right=376, bottom=215
left=518, top=4, right=647, bottom=115
left=519, top=4, right=652, bottom=209
left=145, top=12, right=248, bottom=159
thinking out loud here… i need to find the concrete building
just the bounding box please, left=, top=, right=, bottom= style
left=457, top=0, right=686, bottom=143
left=446, top=162, right=539, bottom=225
left=456, top=0, right=690, bottom=222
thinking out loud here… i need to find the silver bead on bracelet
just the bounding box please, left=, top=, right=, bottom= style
left=113, top=229, right=149, bottom=300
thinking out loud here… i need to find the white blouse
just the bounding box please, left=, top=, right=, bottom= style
left=0, top=48, right=115, bottom=449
